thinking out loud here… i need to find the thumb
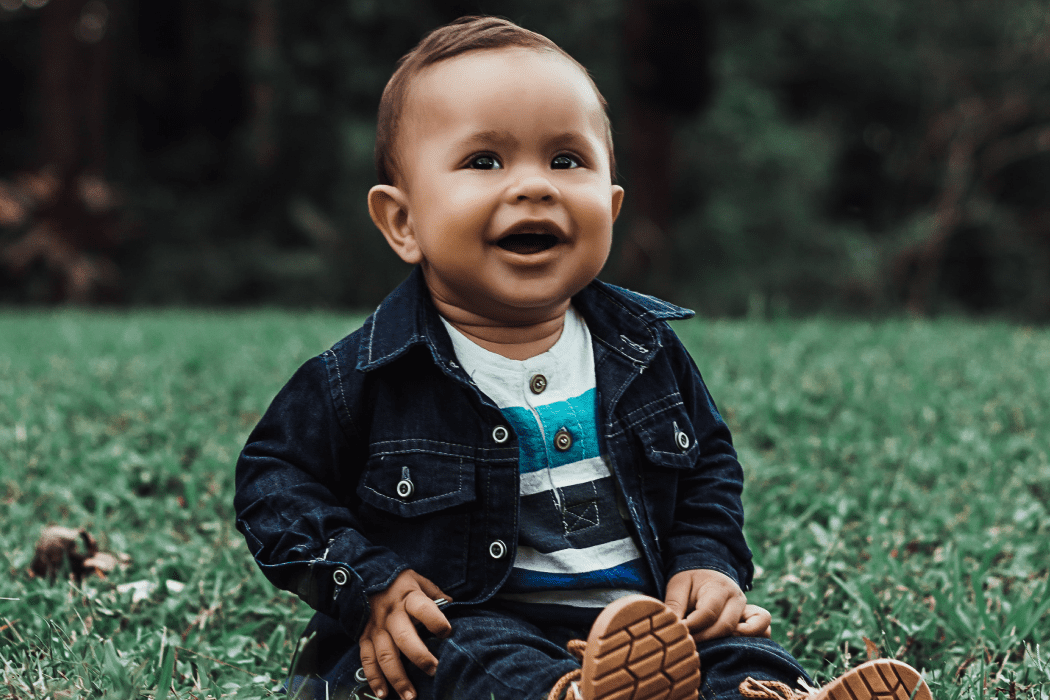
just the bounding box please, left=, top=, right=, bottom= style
left=663, top=574, right=691, bottom=619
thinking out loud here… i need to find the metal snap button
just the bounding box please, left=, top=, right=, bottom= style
left=355, top=668, right=368, bottom=683
left=396, top=478, right=414, bottom=499
left=333, top=567, right=350, bottom=587
left=488, top=540, right=507, bottom=559
left=673, top=421, right=690, bottom=451
left=554, top=427, right=573, bottom=451
left=492, top=425, right=510, bottom=443
left=529, top=374, right=548, bottom=394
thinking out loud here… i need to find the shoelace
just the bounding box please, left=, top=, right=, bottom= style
left=547, top=639, right=588, bottom=700
left=739, top=677, right=821, bottom=700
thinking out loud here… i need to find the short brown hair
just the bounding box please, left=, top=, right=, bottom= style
left=374, top=16, right=616, bottom=186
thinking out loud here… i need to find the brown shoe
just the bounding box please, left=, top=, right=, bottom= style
left=740, top=659, right=932, bottom=700
left=548, top=595, right=700, bottom=700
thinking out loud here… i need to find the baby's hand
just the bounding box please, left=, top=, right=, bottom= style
left=664, top=569, right=770, bottom=642
left=359, top=569, right=453, bottom=700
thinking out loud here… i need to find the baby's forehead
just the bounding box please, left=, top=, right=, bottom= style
left=403, top=48, right=603, bottom=128
left=385, top=44, right=615, bottom=184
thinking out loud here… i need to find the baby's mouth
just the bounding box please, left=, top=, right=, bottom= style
left=496, top=232, right=560, bottom=255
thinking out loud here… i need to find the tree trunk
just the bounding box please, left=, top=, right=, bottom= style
left=616, top=0, right=714, bottom=295
left=4, top=0, right=120, bottom=302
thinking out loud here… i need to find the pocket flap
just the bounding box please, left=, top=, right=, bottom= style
left=357, top=450, right=476, bottom=517
left=632, top=400, right=697, bottom=470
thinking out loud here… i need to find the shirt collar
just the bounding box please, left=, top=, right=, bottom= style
left=355, top=265, right=695, bottom=373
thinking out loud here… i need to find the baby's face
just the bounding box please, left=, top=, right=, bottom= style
left=390, top=47, right=624, bottom=323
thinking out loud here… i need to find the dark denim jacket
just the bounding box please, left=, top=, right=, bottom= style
left=234, top=267, right=753, bottom=640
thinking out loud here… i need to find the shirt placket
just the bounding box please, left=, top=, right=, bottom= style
left=522, top=359, right=560, bottom=508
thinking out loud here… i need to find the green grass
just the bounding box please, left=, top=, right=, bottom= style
left=2, top=311, right=1049, bottom=699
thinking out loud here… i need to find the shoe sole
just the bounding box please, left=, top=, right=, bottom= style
left=579, top=595, right=700, bottom=700
left=820, top=660, right=932, bottom=700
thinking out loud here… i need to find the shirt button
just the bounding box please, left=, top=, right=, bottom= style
left=529, top=374, right=548, bottom=394
left=554, top=427, right=573, bottom=451
left=488, top=540, right=507, bottom=559
left=492, top=425, right=510, bottom=443
left=332, top=567, right=350, bottom=587
left=396, top=478, right=414, bottom=498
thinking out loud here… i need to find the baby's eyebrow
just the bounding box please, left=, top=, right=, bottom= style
left=454, top=130, right=597, bottom=153
left=456, top=130, right=521, bottom=150
left=545, top=132, right=596, bottom=152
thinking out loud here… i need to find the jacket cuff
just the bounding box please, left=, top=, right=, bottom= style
left=322, top=536, right=409, bottom=639
left=664, top=538, right=754, bottom=592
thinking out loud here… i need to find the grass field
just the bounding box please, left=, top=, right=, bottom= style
left=1, top=310, right=1048, bottom=699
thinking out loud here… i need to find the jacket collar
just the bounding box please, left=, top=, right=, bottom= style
left=355, top=266, right=694, bottom=373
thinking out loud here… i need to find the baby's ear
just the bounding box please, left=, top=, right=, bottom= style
left=610, top=185, right=625, bottom=223
left=369, top=185, right=422, bottom=264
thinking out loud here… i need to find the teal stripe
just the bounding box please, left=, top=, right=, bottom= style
left=501, top=406, right=547, bottom=474
left=534, top=389, right=599, bottom=468
left=500, top=389, right=600, bottom=474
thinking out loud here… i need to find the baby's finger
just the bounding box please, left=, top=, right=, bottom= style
left=388, top=608, right=440, bottom=677
left=406, top=589, right=452, bottom=639
left=682, top=593, right=722, bottom=633
left=663, top=574, right=692, bottom=620
left=374, top=627, right=418, bottom=700
left=692, top=595, right=746, bottom=642
left=735, top=604, right=772, bottom=638
left=358, top=636, right=391, bottom=699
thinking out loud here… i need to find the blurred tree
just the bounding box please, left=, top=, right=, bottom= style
left=2, top=0, right=1049, bottom=317
left=669, top=0, right=1050, bottom=318
left=1, top=0, right=122, bottom=302
left=616, top=0, right=714, bottom=297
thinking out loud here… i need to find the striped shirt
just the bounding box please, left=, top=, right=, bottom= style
left=441, top=307, right=654, bottom=623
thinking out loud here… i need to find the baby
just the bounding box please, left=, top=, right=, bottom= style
left=234, top=16, right=933, bottom=700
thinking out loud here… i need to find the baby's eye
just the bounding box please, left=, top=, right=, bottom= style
left=468, top=155, right=502, bottom=170
left=551, top=155, right=580, bottom=170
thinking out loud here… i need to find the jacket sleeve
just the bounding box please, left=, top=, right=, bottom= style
left=234, top=351, right=408, bottom=639
left=662, top=329, right=755, bottom=591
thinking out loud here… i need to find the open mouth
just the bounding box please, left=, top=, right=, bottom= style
left=496, top=232, right=560, bottom=255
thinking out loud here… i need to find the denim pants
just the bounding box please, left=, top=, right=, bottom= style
left=286, top=606, right=811, bottom=700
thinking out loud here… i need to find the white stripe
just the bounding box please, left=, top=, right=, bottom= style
left=495, top=589, right=641, bottom=608
left=519, top=456, right=612, bottom=496
left=514, top=538, right=641, bottom=574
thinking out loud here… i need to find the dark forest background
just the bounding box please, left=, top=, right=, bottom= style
left=2, top=0, right=1050, bottom=318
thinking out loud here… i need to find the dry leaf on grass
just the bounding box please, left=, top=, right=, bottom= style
left=116, top=579, right=186, bottom=603
left=29, top=525, right=129, bottom=581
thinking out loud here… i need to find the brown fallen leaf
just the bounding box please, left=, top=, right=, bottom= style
left=29, top=525, right=128, bottom=581
left=862, top=636, right=882, bottom=661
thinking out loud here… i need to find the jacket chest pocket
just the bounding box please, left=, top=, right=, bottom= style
left=628, top=399, right=697, bottom=470
left=623, top=399, right=697, bottom=536
left=356, top=449, right=476, bottom=592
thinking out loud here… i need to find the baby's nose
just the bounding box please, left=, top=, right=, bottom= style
left=511, top=174, right=558, bottom=201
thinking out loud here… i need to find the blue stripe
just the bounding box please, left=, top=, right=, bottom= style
left=501, top=389, right=600, bottom=474
left=503, top=559, right=649, bottom=593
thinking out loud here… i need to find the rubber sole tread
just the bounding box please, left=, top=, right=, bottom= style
left=579, top=595, right=700, bottom=700
left=820, top=660, right=932, bottom=700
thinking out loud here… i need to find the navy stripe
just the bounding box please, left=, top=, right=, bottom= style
left=518, top=478, right=630, bottom=553
left=502, top=560, right=650, bottom=593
